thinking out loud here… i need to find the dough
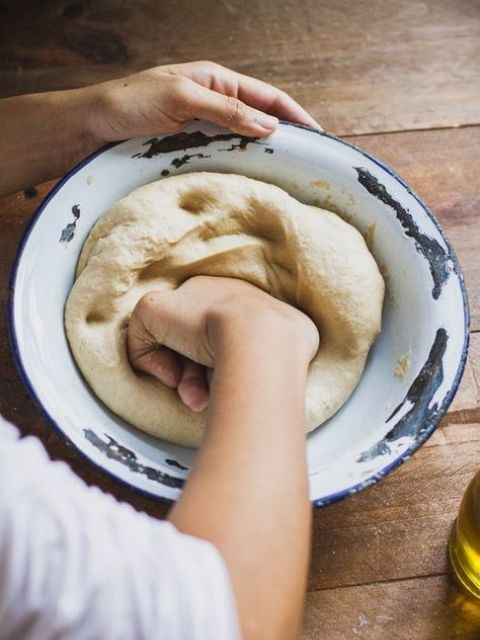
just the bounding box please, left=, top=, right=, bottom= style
left=65, top=172, right=384, bottom=447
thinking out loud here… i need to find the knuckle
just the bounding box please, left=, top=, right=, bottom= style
left=134, top=291, right=161, bottom=318
left=169, top=77, right=197, bottom=116
left=193, top=59, right=219, bottom=71
left=171, top=75, right=191, bottom=101
left=277, top=88, right=290, bottom=100
left=225, top=96, right=247, bottom=123
left=143, top=66, right=163, bottom=80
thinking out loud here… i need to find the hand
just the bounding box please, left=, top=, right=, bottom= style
left=0, top=60, right=320, bottom=196
left=157, top=276, right=318, bottom=640
left=127, top=275, right=319, bottom=412
left=86, top=60, right=321, bottom=144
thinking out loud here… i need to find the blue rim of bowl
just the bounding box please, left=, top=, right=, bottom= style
left=7, top=122, right=470, bottom=507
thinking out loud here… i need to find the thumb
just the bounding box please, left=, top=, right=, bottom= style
left=127, top=289, right=214, bottom=370
left=180, top=80, right=279, bottom=137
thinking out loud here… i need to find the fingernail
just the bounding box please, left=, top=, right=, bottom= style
left=184, top=395, right=208, bottom=412
left=192, top=397, right=208, bottom=412
left=253, top=112, right=279, bottom=130
left=302, top=116, right=323, bottom=131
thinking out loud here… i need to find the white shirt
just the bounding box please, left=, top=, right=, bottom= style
left=0, top=417, right=240, bottom=639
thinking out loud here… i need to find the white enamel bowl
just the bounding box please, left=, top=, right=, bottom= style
left=9, top=122, right=469, bottom=505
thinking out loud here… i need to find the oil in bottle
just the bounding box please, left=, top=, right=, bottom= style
left=449, top=470, right=480, bottom=598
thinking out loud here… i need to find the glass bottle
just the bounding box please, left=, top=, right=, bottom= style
left=449, top=470, right=480, bottom=598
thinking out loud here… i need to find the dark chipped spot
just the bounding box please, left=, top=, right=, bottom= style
left=165, top=458, right=189, bottom=471
left=357, top=440, right=391, bottom=463
left=264, top=148, right=274, bottom=154
left=171, top=153, right=209, bottom=169
left=357, top=328, right=448, bottom=463
left=23, top=187, right=38, bottom=199
left=157, top=153, right=210, bottom=176
left=132, top=130, right=259, bottom=159
left=60, top=223, right=76, bottom=244
left=386, top=328, right=448, bottom=428
left=218, top=139, right=252, bottom=152
left=84, top=430, right=185, bottom=489
left=60, top=204, right=81, bottom=244
left=355, top=167, right=453, bottom=299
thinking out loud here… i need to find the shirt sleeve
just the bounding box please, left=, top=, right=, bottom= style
left=0, top=417, right=240, bottom=640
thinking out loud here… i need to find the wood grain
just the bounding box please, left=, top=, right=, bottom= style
left=308, top=424, right=480, bottom=591
left=301, top=575, right=480, bottom=640
left=1, top=0, right=479, bottom=136
left=447, top=333, right=480, bottom=421
left=2, top=5, right=480, bottom=635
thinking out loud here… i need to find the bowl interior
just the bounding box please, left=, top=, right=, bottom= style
left=10, top=122, right=469, bottom=505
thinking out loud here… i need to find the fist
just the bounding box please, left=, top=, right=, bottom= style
left=127, top=275, right=319, bottom=412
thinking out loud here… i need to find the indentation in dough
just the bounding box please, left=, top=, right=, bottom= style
left=197, top=217, right=240, bottom=242
left=86, top=311, right=107, bottom=324
left=137, top=259, right=169, bottom=281
left=179, top=188, right=217, bottom=214
left=363, top=223, right=377, bottom=251
left=244, top=197, right=288, bottom=243
left=271, top=261, right=294, bottom=279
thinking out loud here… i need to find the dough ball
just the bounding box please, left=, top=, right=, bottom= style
left=65, top=172, right=384, bottom=447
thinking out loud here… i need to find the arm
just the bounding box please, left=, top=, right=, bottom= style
left=170, top=313, right=312, bottom=640
left=128, top=276, right=319, bottom=640
left=0, top=89, right=97, bottom=198
left=0, top=60, right=319, bottom=198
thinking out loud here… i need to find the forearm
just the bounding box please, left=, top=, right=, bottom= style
left=168, top=322, right=311, bottom=640
left=0, top=90, right=100, bottom=197
left=0, top=61, right=318, bottom=199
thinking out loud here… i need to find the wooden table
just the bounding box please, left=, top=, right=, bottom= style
left=1, top=1, right=480, bottom=637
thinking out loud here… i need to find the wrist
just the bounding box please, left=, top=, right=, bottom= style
left=50, top=87, right=105, bottom=159
left=208, top=306, right=317, bottom=369
left=0, top=90, right=104, bottom=196
left=75, top=82, right=113, bottom=148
